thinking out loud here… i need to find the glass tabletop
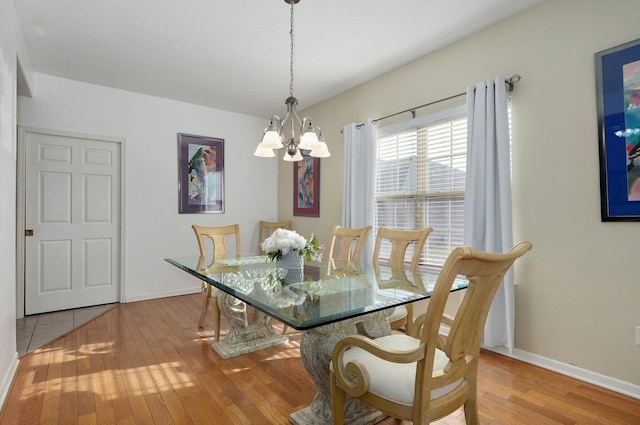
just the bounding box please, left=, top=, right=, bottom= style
left=165, top=255, right=468, bottom=330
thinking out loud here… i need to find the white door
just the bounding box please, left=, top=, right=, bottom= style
left=24, top=131, right=121, bottom=314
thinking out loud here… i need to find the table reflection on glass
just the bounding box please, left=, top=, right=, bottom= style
left=165, top=255, right=468, bottom=425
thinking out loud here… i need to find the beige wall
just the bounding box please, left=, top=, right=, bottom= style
left=278, top=0, right=640, bottom=386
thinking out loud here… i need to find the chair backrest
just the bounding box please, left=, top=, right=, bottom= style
left=192, top=224, right=241, bottom=258
left=327, top=225, right=372, bottom=262
left=413, top=241, right=532, bottom=420
left=259, top=220, right=292, bottom=254
left=372, top=227, right=433, bottom=272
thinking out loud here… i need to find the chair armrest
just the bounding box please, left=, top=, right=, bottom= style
left=332, top=334, right=424, bottom=397
left=441, top=313, right=454, bottom=327
left=410, top=313, right=426, bottom=338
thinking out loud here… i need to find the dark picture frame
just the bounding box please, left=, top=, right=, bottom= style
left=595, top=38, right=640, bottom=221
left=178, top=133, right=224, bottom=213
left=293, top=150, right=320, bottom=217
left=303, top=265, right=320, bottom=282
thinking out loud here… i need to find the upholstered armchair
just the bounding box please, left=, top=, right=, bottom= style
left=331, top=241, right=532, bottom=425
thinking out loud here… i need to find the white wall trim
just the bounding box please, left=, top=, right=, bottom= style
left=125, top=287, right=200, bottom=303
left=15, top=128, right=27, bottom=319
left=485, top=346, right=640, bottom=400
left=0, top=353, right=19, bottom=411
left=438, top=325, right=640, bottom=400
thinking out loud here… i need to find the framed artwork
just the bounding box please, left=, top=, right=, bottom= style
left=595, top=38, right=640, bottom=221
left=293, top=150, right=320, bottom=217
left=178, top=133, right=224, bottom=213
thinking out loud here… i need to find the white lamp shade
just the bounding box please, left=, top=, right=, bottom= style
left=260, top=130, right=284, bottom=149
left=298, top=131, right=319, bottom=150
left=310, top=141, right=330, bottom=158
left=283, top=148, right=303, bottom=162
left=254, top=145, right=275, bottom=157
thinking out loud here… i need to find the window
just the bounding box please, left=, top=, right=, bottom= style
left=375, top=106, right=467, bottom=268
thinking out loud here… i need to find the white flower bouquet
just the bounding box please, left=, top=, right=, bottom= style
left=261, top=228, right=323, bottom=262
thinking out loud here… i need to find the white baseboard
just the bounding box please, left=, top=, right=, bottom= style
left=0, top=352, right=19, bottom=411
left=485, top=346, right=640, bottom=400
left=125, top=287, right=200, bottom=303
left=436, top=325, right=640, bottom=400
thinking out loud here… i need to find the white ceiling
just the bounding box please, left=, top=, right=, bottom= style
left=15, top=0, right=542, bottom=118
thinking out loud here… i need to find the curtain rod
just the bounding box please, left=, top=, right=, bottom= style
left=354, top=74, right=521, bottom=129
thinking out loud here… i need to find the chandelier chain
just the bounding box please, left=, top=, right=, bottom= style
left=289, top=1, right=295, bottom=98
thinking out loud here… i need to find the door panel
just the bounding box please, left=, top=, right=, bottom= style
left=24, top=131, right=120, bottom=314
left=40, top=240, right=72, bottom=292
left=84, top=238, right=112, bottom=287
left=41, top=172, right=71, bottom=223
left=85, top=174, right=112, bottom=222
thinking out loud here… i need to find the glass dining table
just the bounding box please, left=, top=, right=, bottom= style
left=165, top=254, right=468, bottom=425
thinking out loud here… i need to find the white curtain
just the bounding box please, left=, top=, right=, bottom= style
left=464, top=76, right=515, bottom=352
left=342, top=119, right=377, bottom=262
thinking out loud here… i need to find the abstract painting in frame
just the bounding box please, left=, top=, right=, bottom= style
left=293, top=150, right=320, bottom=217
left=596, top=38, right=640, bottom=221
left=178, top=133, right=224, bottom=213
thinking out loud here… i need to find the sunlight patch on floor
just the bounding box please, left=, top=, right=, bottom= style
left=18, top=361, right=194, bottom=401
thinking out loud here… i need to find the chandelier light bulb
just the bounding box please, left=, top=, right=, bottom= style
left=283, top=148, right=303, bottom=162
left=259, top=126, right=283, bottom=150
left=254, top=145, right=276, bottom=157
left=310, top=140, right=330, bottom=158
left=298, top=126, right=319, bottom=151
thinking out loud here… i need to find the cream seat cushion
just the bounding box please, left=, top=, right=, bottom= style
left=331, top=334, right=462, bottom=405
left=385, top=305, right=407, bottom=323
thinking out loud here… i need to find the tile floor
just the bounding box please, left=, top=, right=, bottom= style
left=16, top=303, right=118, bottom=357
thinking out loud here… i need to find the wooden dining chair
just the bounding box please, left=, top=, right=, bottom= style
left=259, top=220, right=292, bottom=254
left=331, top=241, right=532, bottom=425
left=192, top=224, right=241, bottom=341
left=372, top=226, right=433, bottom=332
left=327, top=225, right=372, bottom=262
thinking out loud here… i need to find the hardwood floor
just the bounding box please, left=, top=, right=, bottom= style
left=1, top=294, right=639, bottom=425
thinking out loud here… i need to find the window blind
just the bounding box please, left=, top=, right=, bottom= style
left=375, top=114, right=467, bottom=267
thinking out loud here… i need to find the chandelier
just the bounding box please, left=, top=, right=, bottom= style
left=254, top=0, right=330, bottom=162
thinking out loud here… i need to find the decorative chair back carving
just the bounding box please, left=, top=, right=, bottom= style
left=372, top=226, right=433, bottom=272
left=327, top=225, right=372, bottom=262
left=193, top=224, right=241, bottom=259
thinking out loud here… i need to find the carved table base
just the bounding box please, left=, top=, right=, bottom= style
left=290, top=310, right=391, bottom=425
left=212, top=293, right=288, bottom=359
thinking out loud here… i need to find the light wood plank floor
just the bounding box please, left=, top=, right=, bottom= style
left=1, top=294, right=639, bottom=424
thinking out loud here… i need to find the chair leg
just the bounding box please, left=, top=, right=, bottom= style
left=282, top=324, right=288, bottom=334
left=405, top=303, right=414, bottom=335
left=198, top=283, right=211, bottom=328
left=211, top=295, right=221, bottom=342
left=330, top=372, right=346, bottom=425
left=387, top=310, right=408, bottom=331
left=464, top=365, right=480, bottom=425
left=463, top=399, right=479, bottom=425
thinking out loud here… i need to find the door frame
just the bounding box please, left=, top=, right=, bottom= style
left=16, top=126, right=127, bottom=318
